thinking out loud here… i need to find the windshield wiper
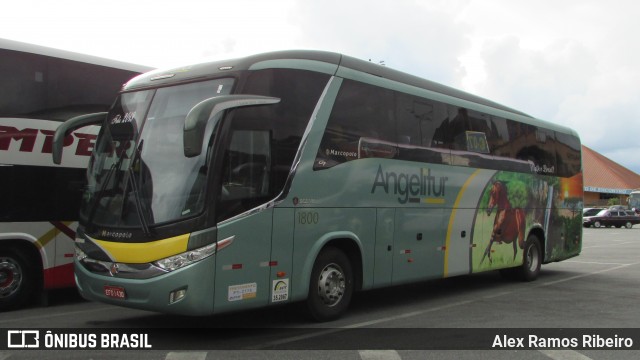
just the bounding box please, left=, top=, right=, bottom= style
left=125, top=168, right=150, bottom=235
left=85, top=157, right=121, bottom=227
left=122, top=140, right=151, bottom=236
left=84, top=123, right=128, bottom=227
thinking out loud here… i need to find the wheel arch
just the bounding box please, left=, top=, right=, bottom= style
left=0, top=236, right=47, bottom=274
left=293, top=231, right=364, bottom=301
left=0, top=238, right=45, bottom=299
left=528, top=226, right=546, bottom=263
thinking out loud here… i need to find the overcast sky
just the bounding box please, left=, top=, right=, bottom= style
left=3, top=0, right=639, bottom=174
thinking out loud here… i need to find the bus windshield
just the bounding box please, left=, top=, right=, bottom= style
left=81, top=78, right=234, bottom=228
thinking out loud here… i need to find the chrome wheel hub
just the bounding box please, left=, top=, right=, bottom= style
left=316, top=263, right=345, bottom=307
left=0, top=257, right=22, bottom=298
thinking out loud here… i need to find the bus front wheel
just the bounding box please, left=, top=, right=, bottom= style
left=0, top=248, right=37, bottom=311
left=307, top=247, right=354, bottom=322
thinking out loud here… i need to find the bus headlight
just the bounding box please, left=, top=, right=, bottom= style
left=153, top=242, right=217, bottom=272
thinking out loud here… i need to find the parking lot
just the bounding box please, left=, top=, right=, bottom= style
left=0, top=227, right=639, bottom=359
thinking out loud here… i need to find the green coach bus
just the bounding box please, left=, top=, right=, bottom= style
left=53, top=51, right=583, bottom=321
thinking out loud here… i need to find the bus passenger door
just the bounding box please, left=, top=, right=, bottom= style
left=392, top=208, right=446, bottom=285
left=213, top=209, right=273, bottom=313
left=212, top=129, right=274, bottom=313
left=373, top=208, right=395, bottom=287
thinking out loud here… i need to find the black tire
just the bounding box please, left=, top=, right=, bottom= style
left=625, top=222, right=633, bottom=229
left=594, top=221, right=601, bottom=228
left=0, top=248, right=37, bottom=311
left=516, top=234, right=542, bottom=282
left=307, top=247, right=354, bottom=322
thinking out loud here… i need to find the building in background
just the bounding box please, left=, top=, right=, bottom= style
left=582, top=145, right=640, bottom=207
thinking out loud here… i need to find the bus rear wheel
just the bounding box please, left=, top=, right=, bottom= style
left=0, top=249, right=36, bottom=311
left=517, top=234, right=542, bottom=282
left=307, top=247, right=354, bottom=322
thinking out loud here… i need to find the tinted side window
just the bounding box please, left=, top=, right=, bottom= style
left=313, top=78, right=577, bottom=177
left=502, top=120, right=557, bottom=175
left=530, top=128, right=557, bottom=175
left=0, top=165, right=84, bottom=221
left=217, top=69, right=329, bottom=221
left=555, top=131, right=581, bottom=177
left=315, top=80, right=395, bottom=169
left=395, top=93, right=450, bottom=164
left=0, top=49, right=139, bottom=120
left=445, top=108, right=534, bottom=172
left=220, top=130, right=271, bottom=202
left=449, top=108, right=495, bottom=153
left=487, top=116, right=510, bottom=157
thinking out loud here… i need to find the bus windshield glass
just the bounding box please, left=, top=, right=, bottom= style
left=81, top=78, right=234, bottom=228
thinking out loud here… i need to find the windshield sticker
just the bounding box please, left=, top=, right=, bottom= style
left=272, top=279, right=289, bottom=302
left=465, top=131, right=490, bottom=154
left=228, top=283, right=257, bottom=302
left=110, top=112, right=136, bottom=125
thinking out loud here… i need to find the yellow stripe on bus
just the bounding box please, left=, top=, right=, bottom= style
left=93, top=234, right=190, bottom=263
left=423, top=198, right=446, bottom=204
left=444, top=169, right=481, bottom=277
left=35, top=221, right=73, bottom=250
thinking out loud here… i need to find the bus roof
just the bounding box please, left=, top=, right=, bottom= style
left=123, top=50, right=577, bottom=136
left=0, top=38, right=153, bottom=74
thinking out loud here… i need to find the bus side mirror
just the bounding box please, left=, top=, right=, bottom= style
left=183, top=95, right=280, bottom=157
left=52, top=112, right=106, bottom=165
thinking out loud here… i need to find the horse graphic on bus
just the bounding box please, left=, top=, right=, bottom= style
left=472, top=172, right=565, bottom=271
left=480, top=180, right=526, bottom=265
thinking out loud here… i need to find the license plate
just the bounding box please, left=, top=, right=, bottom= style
left=104, top=285, right=127, bottom=300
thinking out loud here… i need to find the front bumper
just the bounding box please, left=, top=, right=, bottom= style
left=75, top=255, right=216, bottom=316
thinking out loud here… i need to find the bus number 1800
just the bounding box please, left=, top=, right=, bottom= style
left=297, top=211, right=319, bottom=225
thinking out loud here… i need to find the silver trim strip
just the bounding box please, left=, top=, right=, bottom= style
left=79, top=257, right=168, bottom=279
